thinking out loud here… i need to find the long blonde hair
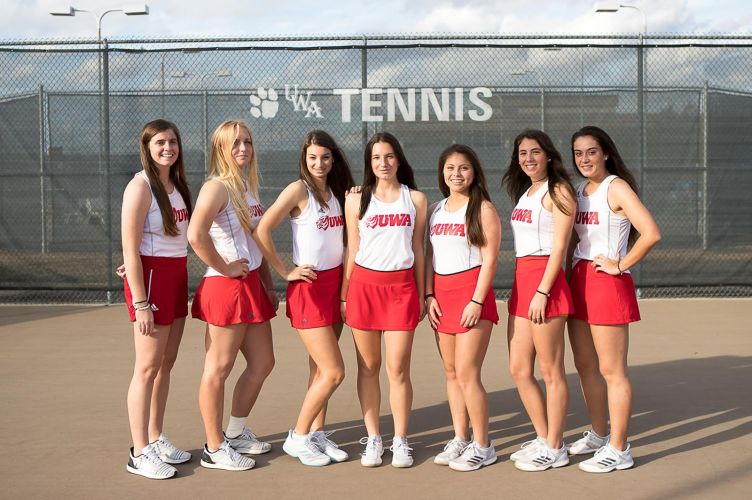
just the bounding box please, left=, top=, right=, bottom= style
left=209, top=120, right=260, bottom=234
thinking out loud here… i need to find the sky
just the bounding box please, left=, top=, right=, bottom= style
left=0, top=0, right=750, bottom=40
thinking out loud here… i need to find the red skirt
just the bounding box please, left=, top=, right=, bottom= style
left=345, top=265, right=420, bottom=331
left=433, top=266, right=498, bottom=334
left=569, top=260, right=640, bottom=325
left=286, top=265, right=343, bottom=329
left=508, top=256, right=574, bottom=318
left=191, top=269, right=276, bottom=326
left=124, top=255, right=188, bottom=326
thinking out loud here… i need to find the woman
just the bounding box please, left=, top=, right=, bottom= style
left=502, top=129, right=576, bottom=472
left=122, top=119, right=192, bottom=479
left=188, top=120, right=278, bottom=472
left=254, top=130, right=355, bottom=466
left=426, top=144, right=501, bottom=472
left=342, top=131, right=427, bottom=468
left=567, top=125, right=661, bottom=473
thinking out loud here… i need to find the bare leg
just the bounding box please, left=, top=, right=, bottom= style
left=293, top=326, right=345, bottom=434
left=231, top=321, right=275, bottom=418
left=352, top=328, right=382, bottom=436
left=148, top=317, right=186, bottom=441
left=383, top=330, right=415, bottom=437
left=531, top=316, right=568, bottom=449
left=590, top=324, right=632, bottom=450
left=568, top=318, right=609, bottom=437
left=508, top=315, right=547, bottom=438
left=454, top=320, right=492, bottom=445
left=435, top=332, right=469, bottom=440
left=311, top=322, right=344, bottom=432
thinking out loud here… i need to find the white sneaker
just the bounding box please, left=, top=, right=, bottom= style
left=200, top=441, right=255, bottom=471
left=127, top=444, right=177, bottom=480
left=390, top=436, right=414, bottom=468
left=568, top=430, right=609, bottom=455
left=434, top=436, right=470, bottom=465
left=579, top=443, right=634, bottom=473
left=515, top=443, right=569, bottom=471
left=310, top=430, right=349, bottom=463
left=225, top=427, right=272, bottom=455
left=359, top=435, right=384, bottom=467
left=448, top=441, right=497, bottom=472
left=152, top=434, right=191, bottom=464
left=282, top=430, right=331, bottom=466
left=510, top=436, right=545, bottom=462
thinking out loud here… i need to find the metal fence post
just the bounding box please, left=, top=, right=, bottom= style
left=702, top=81, right=709, bottom=250
left=103, top=40, right=113, bottom=304
left=203, top=89, right=209, bottom=175
left=361, top=35, right=368, bottom=148
left=39, top=84, right=48, bottom=254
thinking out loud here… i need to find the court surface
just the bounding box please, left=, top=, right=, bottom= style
left=1, top=298, right=750, bottom=499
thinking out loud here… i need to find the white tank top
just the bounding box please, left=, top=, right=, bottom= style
left=355, top=184, right=416, bottom=271
left=204, top=183, right=264, bottom=277
left=290, top=182, right=344, bottom=271
left=572, top=175, right=631, bottom=270
left=510, top=182, right=554, bottom=257
left=136, top=171, right=189, bottom=258
left=429, top=198, right=482, bottom=275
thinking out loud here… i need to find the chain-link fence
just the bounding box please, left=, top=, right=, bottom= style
left=1, top=35, right=751, bottom=303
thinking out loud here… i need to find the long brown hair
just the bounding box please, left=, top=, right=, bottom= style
left=571, top=125, right=638, bottom=242
left=359, top=132, right=418, bottom=219
left=299, top=130, right=355, bottom=244
left=138, top=119, right=192, bottom=236
left=502, top=129, right=574, bottom=215
left=437, top=144, right=491, bottom=247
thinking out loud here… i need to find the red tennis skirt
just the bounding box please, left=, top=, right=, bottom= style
left=286, top=265, right=343, bottom=329
left=124, top=255, right=188, bottom=326
left=191, top=269, right=276, bottom=327
left=569, top=259, right=640, bottom=325
left=345, top=265, right=420, bottom=331
left=433, top=266, right=498, bottom=334
left=508, top=256, right=574, bottom=319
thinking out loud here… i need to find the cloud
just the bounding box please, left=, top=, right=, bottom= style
left=414, top=4, right=502, bottom=32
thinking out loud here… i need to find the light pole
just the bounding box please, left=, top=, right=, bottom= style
left=511, top=70, right=545, bottom=131
left=172, top=70, right=232, bottom=173
left=50, top=4, right=149, bottom=304
left=595, top=2, right=647, bottom=292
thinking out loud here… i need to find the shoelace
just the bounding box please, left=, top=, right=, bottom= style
left=144, top=447, right=171, bottom=470
left=312, top=431, right=340, bottom=449
left=390, top=440, right=413, bottom=456
left=240, top=428, right=258, bottom=440
left=519, top=438, right=540, bottom=450
left=359, top=437, right=382, bottom=455
left=221, top=441, right=244, bottom=463
left=158, top=435, right=176, bottom=450
left=444, top=437, right=466, bottom=452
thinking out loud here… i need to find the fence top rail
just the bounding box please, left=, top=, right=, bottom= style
left=2, top=32, right=752, bottom=47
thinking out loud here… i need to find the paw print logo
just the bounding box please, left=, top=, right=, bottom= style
left=249, top=87, right=279, bottom=118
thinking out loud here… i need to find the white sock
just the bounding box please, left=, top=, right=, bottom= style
left=292, top=430, right=308, bottom=441
left=226, top=416, right=246, bottom=438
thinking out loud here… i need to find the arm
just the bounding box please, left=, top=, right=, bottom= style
left=594, top=179, right=662, bottom=275
left=410, top=191, right=428, bottom=320
left=424, top=202, right=441, bottom=329
left=460, top=200, right=501, bottom=328
left=529, top=185, right=575, bottom=323
left=187, top=179, right=250, bottom=278
left=253, top=180, right=317, bottom=282
left=121, top=177, right=154, bottom=335
left=257, top=258, right=280, bottom=310
left=340, top=192, right=362, bottom=320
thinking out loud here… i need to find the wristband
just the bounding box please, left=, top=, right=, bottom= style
left=536, top=289, right=550, bottom=297
left=340, top=299, right=347, bottom=303
left=470, top=299, right=483, bottom=306
left=424, top=293, right=435, bottom=300
left=135, top=303, right=151, bottom=311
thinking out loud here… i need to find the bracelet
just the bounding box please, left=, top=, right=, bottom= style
left=132, top=299, right=148, bottom=306
left=617, top=262, right=624, bottom=275
left=470, top=299, right=483, bottom=306
left=424, top=293, right=435, bottom=300
left=340, top=299, right=347, bottom=303
left=134, top=303, right=151, bottom=311
left=536, top=289, right=550, bottom=298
